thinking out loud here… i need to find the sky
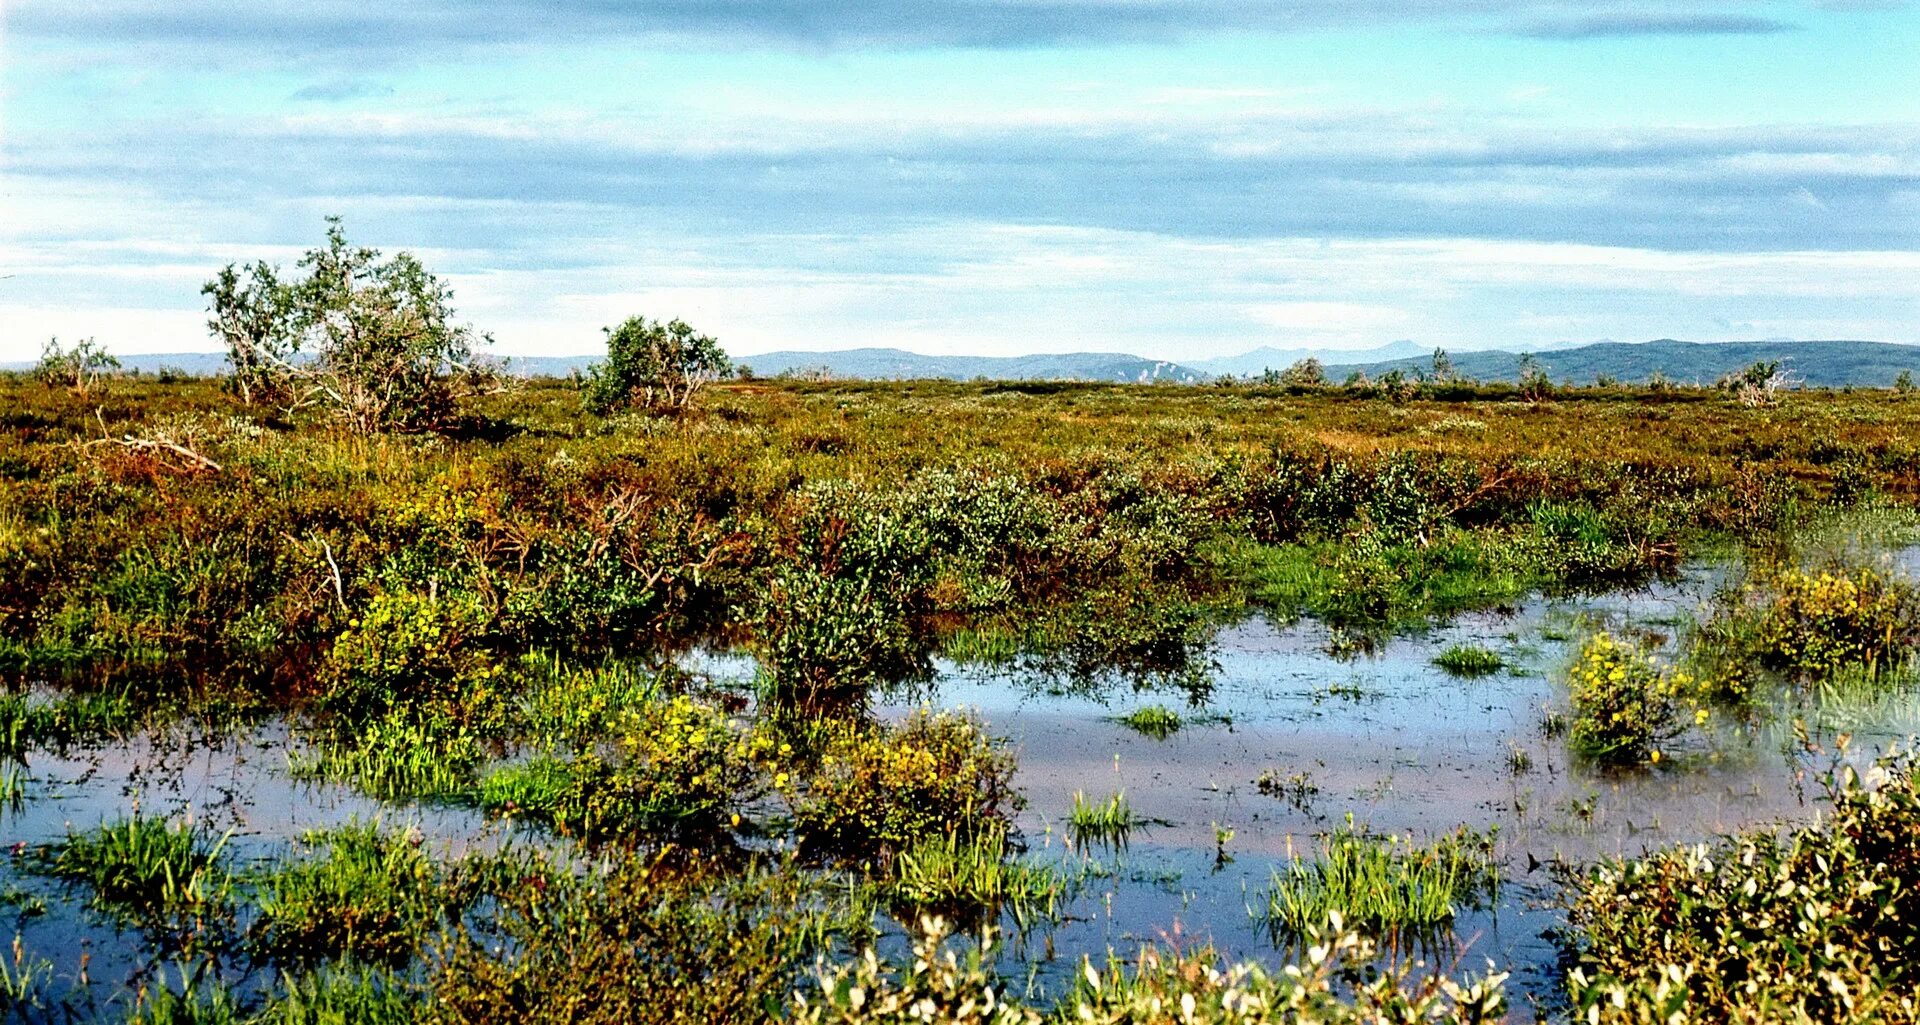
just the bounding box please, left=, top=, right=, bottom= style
left=2, top=1, right=1917, bottom=362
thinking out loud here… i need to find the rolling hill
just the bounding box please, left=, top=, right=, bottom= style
left=13, top=339, right=1918, bottom=388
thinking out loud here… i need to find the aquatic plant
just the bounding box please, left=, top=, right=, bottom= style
left=1433, top=643, right=1505, bottom=677
left=0, top=937, right=54, bottom=1019
left=0, top=762, right=22, bottom=814
left=249, top=822, right=459, bottom=966
left=255, top=963, right=421, bottom=1025
left=792, top=711, right=1018, bottom=858
left=286, top=711, right=480, bottom=801
left=123, top=966, right=245, bottom=1025
left=1067, top=790, right=1138, bottom=846
left=1260, top=825, right=1498, bottom=939
left=887, top=829, right=1073, bottom=928
left=1114, top=705, right=1181, bottom=739
left=477, top=693, right=772, bottom=841
left=1754, top=565, right=1920, bottom=680
left=1566, top=633, right=1702, bottom=766
left=35, top=816, right=231, bottom=926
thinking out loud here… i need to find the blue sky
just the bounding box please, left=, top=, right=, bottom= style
left=3, top=1, right=1917, bottom=361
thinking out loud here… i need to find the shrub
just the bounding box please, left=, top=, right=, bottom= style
left=584, top=315, right=731, bottom=415
left=203, top=217, right=490, bottom=432
left=1278, top=358, right=1326, bottom=388
left=1754, top=566, right=1920, bottom=680
left=751, top=483, right=936, bottom=709
left=35, top=337, right=120, bottom=396
left=477, top=694, right=772, bottom=841
left=320, top=590, right=497, bottom=719
left=790, top=710, right=1018, bottom=858
left=1566, top=633, right=1701, bottom=766
left=1564, top=746, right=1920, bottom=1023
left=794, top=917, right=1509, bottom=1025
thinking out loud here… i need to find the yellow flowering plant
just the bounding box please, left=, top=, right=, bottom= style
left=1566, top=633, right=1707, bottom=766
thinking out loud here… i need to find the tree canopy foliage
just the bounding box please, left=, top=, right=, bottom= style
left=203, top=218, right=492, bottom=433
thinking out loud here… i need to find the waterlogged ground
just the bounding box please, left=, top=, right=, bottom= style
left=6, top=558, right=1919, bottom=1018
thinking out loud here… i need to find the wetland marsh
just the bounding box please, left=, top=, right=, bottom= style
left=5, top=375, right=1920, bottom=1023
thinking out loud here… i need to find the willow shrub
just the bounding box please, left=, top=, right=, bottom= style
left=793, top=916, right=1509, bottom=1025
left=1564, top=746, right=1920, bottom=1024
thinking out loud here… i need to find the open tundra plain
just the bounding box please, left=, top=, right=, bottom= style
left=5, top=372, right=1920, bottom=1022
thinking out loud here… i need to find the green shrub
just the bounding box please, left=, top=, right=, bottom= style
left=584, top=315, right=730, bottom=415
left=1754, top=566, right=1920, bottom=679
left=1566, top=633, right=1703, bottom=766
left=794, top=917, right=1509, bottom=1024
left=477, top=694, right=772, bottom=841
left=204, top=218, right=489, bottom=433
left=751, top=483, right=937, bottom=709
left=320, top=590, right=498, bottom=719
left=790, top=711, right=1018, bottom=858
left=1564, top=746, right=1920, bottom=1023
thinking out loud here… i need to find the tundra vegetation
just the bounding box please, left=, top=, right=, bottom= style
left=8, top=239, right=1920, bottom=1021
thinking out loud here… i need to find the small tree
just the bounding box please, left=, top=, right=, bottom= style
left=1717, top=360, right=1792, bottom=408
left=1895, top=370, right=1915, bottom=395
left=585, top=316, right=731, bottom=415
left=1277, top=358, right=1325, bottom=389
left=36, top=337, right=121, bottom=396
left=1517, top=353, right=1552, bottom=402
left=1431, top=348, right=1455, bottom=382
left=203, top=218, right=491, bottom=433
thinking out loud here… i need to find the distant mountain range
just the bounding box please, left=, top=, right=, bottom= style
left=1319, top=339, right=1920, bottom=389
left=13, top=338, right=1920, bottom=388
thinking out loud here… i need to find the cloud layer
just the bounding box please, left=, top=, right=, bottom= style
left=4, top=0, right=1916, bottom=360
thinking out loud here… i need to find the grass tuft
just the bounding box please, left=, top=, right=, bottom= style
left=1114, top=705, right=1182, bottom=740
left=1260, top=825, right=1498, bottom=939
left=1433, top=644, right=1505, bottom=677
